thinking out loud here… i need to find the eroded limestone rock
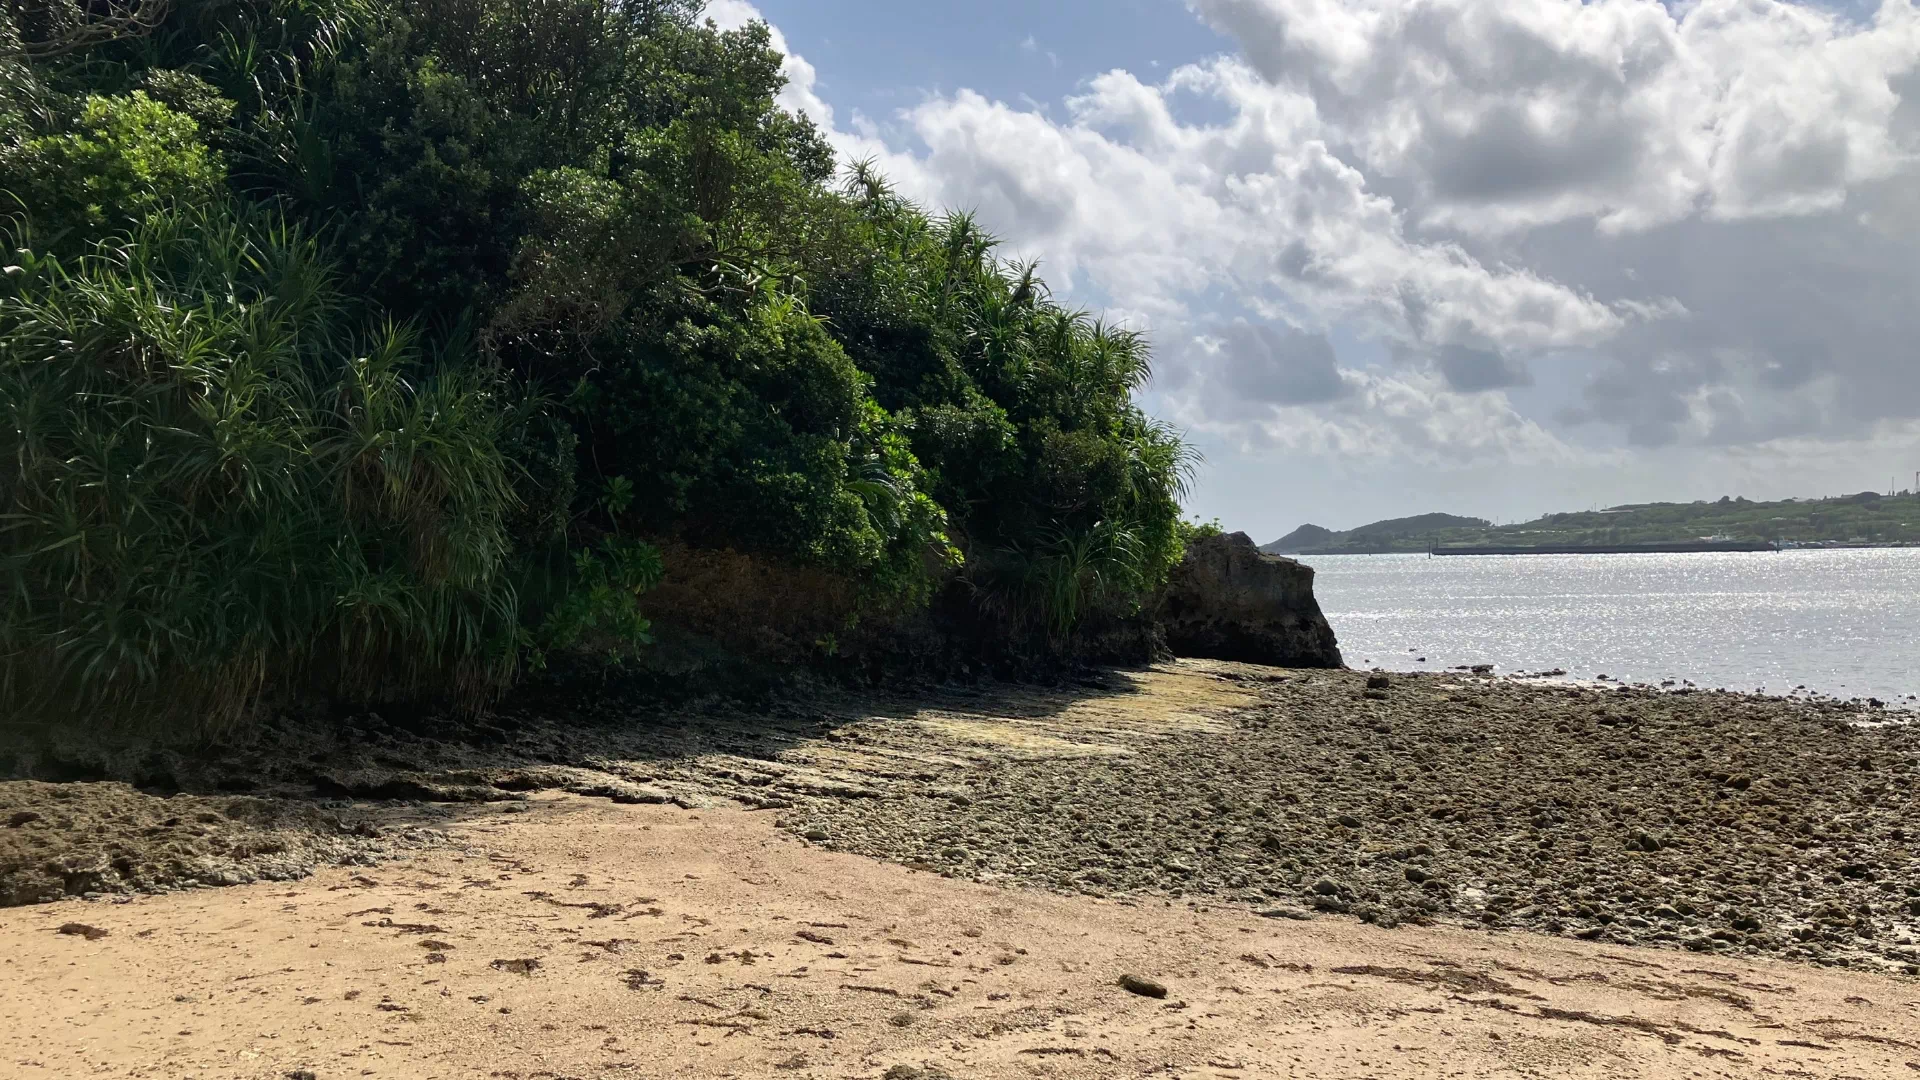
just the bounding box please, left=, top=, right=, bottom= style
left=1158, top=532, right=1343, bottom=668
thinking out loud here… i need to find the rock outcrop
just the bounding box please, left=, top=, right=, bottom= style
left=1159, top=531, right=1343, bottom=668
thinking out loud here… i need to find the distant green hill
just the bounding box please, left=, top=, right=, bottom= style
left=1266, top=492, right=1920, bottom=554
left=1344, top=513, right=1491, bottom=542
left=1263, top=524, right=1336, bottom=553
left=1264, top=513, right=1490, bottom=554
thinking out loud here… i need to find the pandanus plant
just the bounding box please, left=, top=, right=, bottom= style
left=0, top=206, right=526, bottom=736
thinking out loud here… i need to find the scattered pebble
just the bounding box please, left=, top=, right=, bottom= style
left=1118, top=974, right=1168, bottom=998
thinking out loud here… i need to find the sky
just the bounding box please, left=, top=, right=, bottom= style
left=708, top=0, right=1920, bottom=541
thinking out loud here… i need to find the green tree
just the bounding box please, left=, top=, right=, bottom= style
left=0, top=91, right=222, bottom=241
left=0, top=0, right=1198, bottom=734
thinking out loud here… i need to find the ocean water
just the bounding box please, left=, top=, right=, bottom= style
left=1302, top=548, right=1920, bottom=703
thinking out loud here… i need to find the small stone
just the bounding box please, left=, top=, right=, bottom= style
left=56, top=923, right=108, bottom=941
left=884, top=1067, right=954, bottom=1080
left=803, top=828, right=830, bottom=842
left=1118, top=974, right=1168, bottom=999
left=1311, top=878, right=1343, bottom=896
left=1366, top=675, right=1391, bottom=690
left=1404, top=866, right=1431, bottom=884
left=604, top=783, right=674, bottom=805
left=1335, top=815, right=1362, bottom=829
left=286, top=1071, right=318, bottom=1080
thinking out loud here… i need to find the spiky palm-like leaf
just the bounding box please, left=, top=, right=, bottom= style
left=0, top=205, right=526, bottom=736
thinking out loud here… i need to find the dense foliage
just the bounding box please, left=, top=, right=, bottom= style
left=0, top=0, right=1194, bottom=731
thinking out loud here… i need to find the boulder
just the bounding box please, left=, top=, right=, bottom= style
left=1158, top=532, right=1343, bottom=668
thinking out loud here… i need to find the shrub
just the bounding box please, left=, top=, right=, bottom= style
left=804, top=187, right=1198, bottom=638
left=575, top=293, right=953, bottom=588
left=0, top=91, right=223, bottom=242
left=0, top=0, right=1199, bottom=728
left=0, top=208, right=528, bottom=733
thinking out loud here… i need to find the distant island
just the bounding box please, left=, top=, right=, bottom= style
left=1267, top=514, right=1490, bottom=554
left=1265, top=491, right=1920, bottom=555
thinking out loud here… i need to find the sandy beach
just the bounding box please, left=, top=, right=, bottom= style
left=6, top=660, right=1920, bottom=1077
left=11, top=791, right=1920, bottom=1080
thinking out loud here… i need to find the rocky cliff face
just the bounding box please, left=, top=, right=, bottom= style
left=1159, top=532, right=1343, bottom=668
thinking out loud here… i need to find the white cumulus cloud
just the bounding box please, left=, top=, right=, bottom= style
left=707, top=0, right=1920, bottom=509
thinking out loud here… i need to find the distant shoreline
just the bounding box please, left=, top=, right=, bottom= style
left=1430, top=540, right=1776, bottom=555
left=1290, top=541, right=1919, bottom=556
left=1266, top=492, right=1920, bottom=556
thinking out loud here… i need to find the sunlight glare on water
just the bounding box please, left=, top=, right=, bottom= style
left=1303, top=548, right=1920, bottom=702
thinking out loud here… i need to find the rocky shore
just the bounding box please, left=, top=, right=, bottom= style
left=6, top=661, right=1917, bottom=976
left=1, top=781, right=442, bottom=906
left=793, top=667, right=1920, bottom=973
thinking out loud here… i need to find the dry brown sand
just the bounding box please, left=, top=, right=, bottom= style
left=7, top=791, right=1920, bottom=1080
